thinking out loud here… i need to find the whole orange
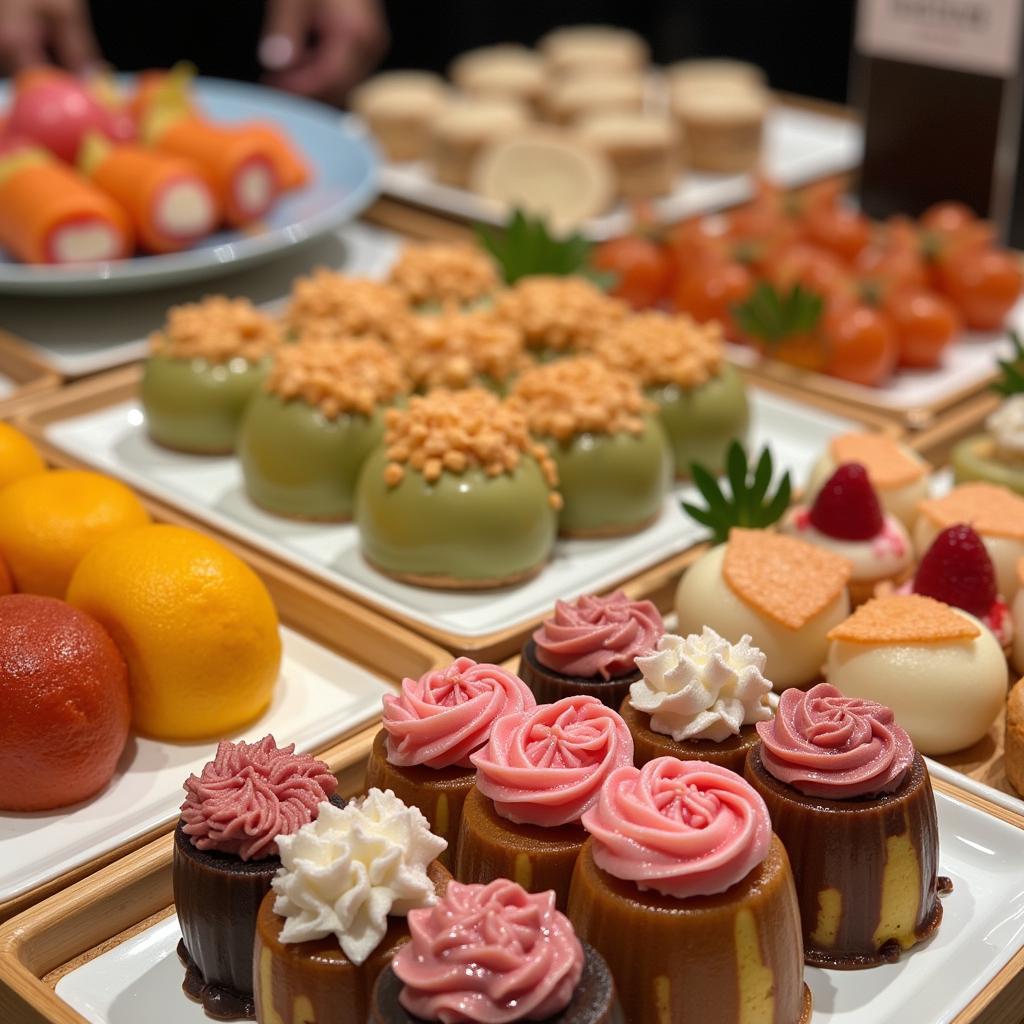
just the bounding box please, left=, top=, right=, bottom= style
left=0, top=469, right=150, bottom=596
left=67, top=524, right=282, bottom=740
left=0, top=422, right=45, bottom=488
left=0, top=594, right=131, bottom=811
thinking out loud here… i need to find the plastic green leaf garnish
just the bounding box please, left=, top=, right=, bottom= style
left=682, top=441, right=792, bottom=544
left=992, top=331, right=1024, bottom=396
left=732, top=282, right=824, bottom=347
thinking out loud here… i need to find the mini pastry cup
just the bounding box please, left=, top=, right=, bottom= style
left=952, top=435, right=1024, bottom=496
left=141, top=354, right=268, bottom=455
left=237, top=392, right=388, bottom=522
left=519, top=637, right=640, bottom=709
left=455, top=786, right=586, bottom=911
left=649, top=363, right=750, bottom=478
left=618, top=698, right=760, bottom=774
left=355, top=451, right=559, bottom=589
left=363, top=729, right=473, bottom=869
left=568, top=836, right=811, bottom=1024
left=545, top=416, right=672, bottom=538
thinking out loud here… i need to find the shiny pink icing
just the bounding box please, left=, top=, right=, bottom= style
left=393, top=879, right=584, bottom=1023
left=180, top=735, right=337, bottom=861
left=532, top=590, right=664, bottom=680
left=581, top=757, right=772, bottom=899
left=756, top=683, right=914, bottom=799
left=471, top=695, right=634, bottom=827
left=383, top=658, right=536, bottom=769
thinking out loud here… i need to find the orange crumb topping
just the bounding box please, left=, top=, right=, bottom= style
left=827, top=594, right=980, bottom=644
left=593, top=311, right=724, bottom=389
left=723, top=528, right=851, bottom=630
left=382, top=388, right=562, bottom=507
left=493, top=275, right=628, bottom=353
left=830, top=434, right=924, bottom=489
left=285, top=269, right=413, bottom=342
left=509, top=356, right=652, bottom=441
left=150, top=296, right=281, bottom=363
left=396, top=309, right=529, bottom=390
left=917, top=482, right=1024, bottom=539
left=388, top=242, right=500, bottom=305
left=265, top=337, right=408, bottom=418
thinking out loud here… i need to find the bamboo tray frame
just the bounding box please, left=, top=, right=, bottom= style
left=0, top=330, right=60, bottom=418
left=0, top=499, right=449, bottom=924
left=0, top=773, right=1020, bottom=1024
left=14, top=364, right=900, bottom=662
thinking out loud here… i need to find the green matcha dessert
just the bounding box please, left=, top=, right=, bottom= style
left=355, top=387, right=561, bottom=588
left=141, top=296, right=282, bottom=455
left=386, top=241, right=500, bottom=309
left=238, top=336, right=409, bottom=522
left=594, top=310, right=749, bottom=477
left=510, top=356, right=671, bottom=537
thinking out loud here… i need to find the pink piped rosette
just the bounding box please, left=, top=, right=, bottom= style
left=179, top=735, right=338, bottom=861
left=757, top=683, right=914, bottom=799
left=471, top=695, right=634, bottom=827
left=383, top=658, right=536, bottom=769
left=393, top=879, right=584, bottom=1023
left=581, top=757, right=772, bottom=898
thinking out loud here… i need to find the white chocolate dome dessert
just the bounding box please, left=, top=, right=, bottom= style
left=826, top=594, right=1007, bottom=756
left=675, top=528, right=851, bottom=691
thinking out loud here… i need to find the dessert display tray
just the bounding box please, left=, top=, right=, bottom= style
left=0, top=540, right=448, bottom=924
left=0, top=330, right=60, bottom=417
left=364, top=102, right=863, bottom=242
left=0, top=776, right=1021, bottom=1024
left=17, top=367, right=888, bottom=660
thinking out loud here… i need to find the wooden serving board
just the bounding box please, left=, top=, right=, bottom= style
left=908, top=390, right=1000, bottom=466
left=0, top=330, right=60, bottom=418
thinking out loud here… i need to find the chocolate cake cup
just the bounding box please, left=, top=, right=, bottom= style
left=369, top=941, right=625, bottom=1024
left=568, top=837, right=811, bottom=1024
left=174, top=796, right=345, bottom=1020
left=744, top=747, right=944, bottom=969
left=518, top=638, right=639, bottom=710
left=253, top=861, right=451, bottom=1024
left=454, top=786, right=586, bottom=911
left=618, top=698, right=760, bottom=773
left=364, top=730, right=474, bottom=869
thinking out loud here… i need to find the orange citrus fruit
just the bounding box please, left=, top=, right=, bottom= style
left=0, top=422, right=45, bottom=488
left=67, top=524, right=282, bottom=740
left=0, top=469, right=150, bottom=597
left=0, top=594, right=131, bottom=811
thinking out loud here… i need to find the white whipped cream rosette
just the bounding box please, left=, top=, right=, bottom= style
left=271, top=788, right=447, bottom=965
left=988, top=395, right=1024, bottom=458
left=630, top=627, right=773, bottom=743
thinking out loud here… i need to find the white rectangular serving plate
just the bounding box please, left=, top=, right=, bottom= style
left=0, top=628, right=390, bottom=905
left=53, top=788, right=1024, bottom=1024
left=41, top=388, right=861, bottom=639
left=0, top=374, right=13, bottom=400
left=370, top=105, right=864, bottom=241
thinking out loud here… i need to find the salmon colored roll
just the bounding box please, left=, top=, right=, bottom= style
left=130, top=66, right=196, bottom=124
left=0, top=149, right=132, bottom=264
left=152, top=114, right=279, bottom=226
left=80, top=134, right=217, bottom=253
left=234, top=121, right=310, bottom=190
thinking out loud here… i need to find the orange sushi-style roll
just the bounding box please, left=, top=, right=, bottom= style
left=80, top=134, right=217, bottom=253
left=233, top=121, right=310, bottom=191
left=0, top=148, right=133, bottom=264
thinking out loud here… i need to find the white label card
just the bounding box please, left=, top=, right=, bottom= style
left=857, top=0, right=1024, bottom=77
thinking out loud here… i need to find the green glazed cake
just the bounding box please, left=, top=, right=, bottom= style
left=952, top=396, right=1024, bottom=496
left=141, top=296, right=281, bottom=455
left=355, top=388, right=561, bottom=588
left=386, top=241, right=500, bottom=308
left=238, top=337, right=409, bottom=522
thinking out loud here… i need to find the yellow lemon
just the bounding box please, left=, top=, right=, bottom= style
left=0, top=423, right=45, bottom=488
left=0, top=469, right=150, bottom=596
left=67, top=524, right=282, bottom=740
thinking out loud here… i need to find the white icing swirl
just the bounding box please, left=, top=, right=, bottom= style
left=630, top=627, right=773, bottom=742
left=987, top=395, right=1024, bottom=457
left=271, top=789, right=447, bottom=965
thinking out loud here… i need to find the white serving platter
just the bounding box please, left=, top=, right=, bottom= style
left=53, top=786, right=1024, bottom=1024
left=0, top=375, right=12, bottom=400
left=370, top=104, right=863, bottom=242
left=0, top=627, right=390, bottom=906
left=40, top=387, right=862, bottom=641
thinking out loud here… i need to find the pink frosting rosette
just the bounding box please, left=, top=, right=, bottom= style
left=383, top=658, right=536, bottom=769
left=180, top=735, right=337, bottom=861
left=756, top=683, right=914, bottom=799
left=581, top=757, right=772, bottom=899
left=393, top=879, right=584, bottom=1023
left=471, top=695, right=634, bottom=827
left=533, top=590, right=664, bottom=680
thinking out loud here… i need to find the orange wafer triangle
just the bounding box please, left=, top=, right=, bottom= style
left=917, top=483, right=1024, bottom=540
left=830, top=433, right=923, bottom=489
left=827, top=594, right=980, bottom=644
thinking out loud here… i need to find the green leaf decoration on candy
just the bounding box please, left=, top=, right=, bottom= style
left=732, top=282, right=824, bottom=347
left=682, top=441, right=792, bottom=545
left=992, top=331, right=1024, bottom=397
